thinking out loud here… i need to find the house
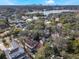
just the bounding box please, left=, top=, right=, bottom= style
left=8, top=18, right=27, bottom=29
left=56, top=23, right=63, bottom=34
left=0, top=40, right=29, bottom=59
left=26, top=18, right=33, bottom=22
left=0, top=24, right=9, bottom=29
left=0, top=31, right=10, bottom=37
left=33, top=16, right=39, bottom=20
left=25, top=39, right=38, bottom=48
left=0, top=19, right=9, bottom=29
left=21, top=16, right=28, bottom=20
left=24, top=38, right=43, bottom=54
left=55, top=18, right=60, bottom=22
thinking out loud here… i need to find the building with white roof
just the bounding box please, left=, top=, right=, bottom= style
left=0, top=40, right=29, bottom=59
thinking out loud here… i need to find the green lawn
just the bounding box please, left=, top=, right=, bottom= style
left=0, top=19, right=6, bottom=25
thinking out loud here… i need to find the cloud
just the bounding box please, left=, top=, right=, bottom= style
left=45, top=0, right=55, bottom=5
left=6, top=0, right=14, bottom=5
left=0, top=0, right=14, bottom=5
left=61, top=0, right=79, bottom=5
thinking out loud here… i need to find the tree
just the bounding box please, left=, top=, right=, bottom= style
left=35, top=46, right=45, bottom=59
left=44, top=43, right=54, bottom=59
left=0, top=50, right=6, bottom=59
left=35, top=42, right=54, bottom=59
left=2, top=39, right=10, bottom=48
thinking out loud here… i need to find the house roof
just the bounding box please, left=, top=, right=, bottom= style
left=25, top=39, right=38, bottom=49
left=0, top=43, right=6, bottom=50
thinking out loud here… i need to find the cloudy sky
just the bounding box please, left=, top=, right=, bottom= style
left=0, top=0, right=79, bottom=5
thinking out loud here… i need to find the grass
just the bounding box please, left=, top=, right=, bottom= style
left=0, top=19, right=6, bottom=25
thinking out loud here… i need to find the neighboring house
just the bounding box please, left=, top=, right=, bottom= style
left=56, top=23, right=63, bottom=34
left=8, top=19, right=25, bottom=24
left=8, top=18, right=26, bottom=28
left=0, top=31, right=10, bottom=37
left=55, top=18, right=60, bottom=22
left=24, top=38, right=42, bottom=54
left=33, top=16, right=39, bottom=20
left=0, top=40, right=29, bottom=59
left=25, top=39, right=38, bottom=49
left=21, top=16, right=28, bottom=20
left=0, top=24, right=9, bottom=29
left=75, top=35, right=79, bottom=40
left=0, top=19, right=9, bottom=29
left=26, top=18, right=33, bottom=22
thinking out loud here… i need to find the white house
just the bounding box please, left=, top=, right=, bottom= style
left=0, top=40, right=29, bottom=59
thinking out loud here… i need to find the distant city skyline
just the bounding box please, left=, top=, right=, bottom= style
left=0, top=0, right=79, bottom=5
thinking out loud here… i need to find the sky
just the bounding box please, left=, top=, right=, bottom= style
left=0, top=0, right=79, bottom=5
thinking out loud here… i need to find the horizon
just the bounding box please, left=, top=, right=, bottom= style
left=0, top=0, right=79, bottom=5
left=0, top=5, right=79, bottom=6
